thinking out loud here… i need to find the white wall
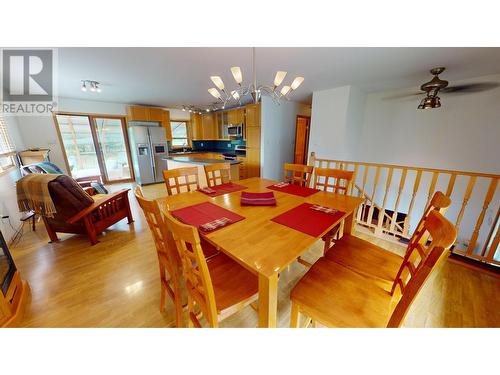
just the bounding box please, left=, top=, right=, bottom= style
left=261, top=96, right=311, bottom=180
left=309, top=85, right=362, bottom=161
left=0, top=116, right=25, bottom=242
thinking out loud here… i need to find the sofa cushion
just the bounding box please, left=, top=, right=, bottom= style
left=47, top=175, right=94, bottom=221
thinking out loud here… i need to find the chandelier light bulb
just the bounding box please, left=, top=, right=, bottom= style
left=290, top=77, right=304, bottom=90
left=96, top=85, right=101, bottom=93
left=81, top=82, right=87, bottom=92
left=208, top=87, right=221, bottom=99
left=231, top=67, right=243, bottom=84
left=206, top=108, right=210, bottom=112
left=280, top=85, right=291, bottom=96
left=274, top=71, right=287, bottom=87
left=210, top=76, right=225, bottom=91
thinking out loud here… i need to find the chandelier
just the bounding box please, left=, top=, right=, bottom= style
left=207, top=47, right=304, bottom=108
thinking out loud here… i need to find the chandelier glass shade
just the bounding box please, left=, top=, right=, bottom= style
left=207, top=47, right=304, bottom=108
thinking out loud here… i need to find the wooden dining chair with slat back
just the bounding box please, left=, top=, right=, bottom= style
left=133, top=186, right=184, bottom=327
left=134, top=186, right=220, bottom=327
left=314, top=168, right=355, bottom=255
left=290, top=208, right=457, bottom=328
left=283, top=163, right=314, bottom=187
left=204, top=163, right=231, bottom=187
left=163, top=167, right=200, bottom=195
left=164, top=211, right=258, bottom=328
left=325, top=191, right=452, bottom=285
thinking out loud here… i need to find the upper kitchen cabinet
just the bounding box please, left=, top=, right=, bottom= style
left=127, top=105, right=172, bottom=140
left=190, top=113, right=203, bottom=140
left=201, top=112, right=217, bottom=139
left=245, top=103, right=261, bottom=127
left=228, top=108, right=244, bottom=125
left=161, top=110, right=172, bottom=140
left=127, top=105, right=149, bottom=121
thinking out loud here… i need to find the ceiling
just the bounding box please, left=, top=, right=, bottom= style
left=57, top=47, right=500, bottom=108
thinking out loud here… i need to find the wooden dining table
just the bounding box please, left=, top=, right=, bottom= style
left=156, top=177, right=364, bottom=327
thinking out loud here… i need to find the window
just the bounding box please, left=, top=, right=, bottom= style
left=0, top=117, right=16, bottom=172
left=170, top=121, right=189, bottom=147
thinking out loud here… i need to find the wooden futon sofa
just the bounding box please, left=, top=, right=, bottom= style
left=42, top=175, right=133, bottom=245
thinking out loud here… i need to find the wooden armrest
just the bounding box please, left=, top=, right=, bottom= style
left=67, top=189, right=130, bottom=224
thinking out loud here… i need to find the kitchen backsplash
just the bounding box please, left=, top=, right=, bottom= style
left=192, top=139, right=245, bottom=152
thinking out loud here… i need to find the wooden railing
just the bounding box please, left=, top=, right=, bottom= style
left=309, top=152, right=500, bottom=266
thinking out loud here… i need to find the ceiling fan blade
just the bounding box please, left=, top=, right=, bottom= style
left=441, top=82, right=499, bottom=94
left=382, top=91, right=422, bottom=100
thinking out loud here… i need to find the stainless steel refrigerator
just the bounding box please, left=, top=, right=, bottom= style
left=128, top=125, right=169, bottom=185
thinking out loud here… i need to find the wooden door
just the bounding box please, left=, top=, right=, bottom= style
left=294, top=115, right=311, bottom=165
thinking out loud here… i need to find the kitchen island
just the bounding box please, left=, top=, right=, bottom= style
left=164, top=155, right=241, bottom=187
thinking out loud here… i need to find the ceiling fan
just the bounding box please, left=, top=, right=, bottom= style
left=383, top=67, right=499, bottom=109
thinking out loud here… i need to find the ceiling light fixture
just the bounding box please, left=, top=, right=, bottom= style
left=206, top=47, right=304, bottom=108
left=81, top=80, right=101, bottom=93
left=182, top=105, right=212, bottom=114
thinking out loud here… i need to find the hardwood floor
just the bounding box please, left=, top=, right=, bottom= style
left=9, top=182, right=500, bottom=328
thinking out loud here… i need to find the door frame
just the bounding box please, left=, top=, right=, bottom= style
left=294, top=115, right=311, bottom=165
left=52, top=111, right=134, bottom=184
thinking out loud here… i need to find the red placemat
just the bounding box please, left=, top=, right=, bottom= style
left=198, top=182, right=248, bottom=197
left=171, top=201, right=245, bottom=233
left=267, top=183, right=319, bottom=197
left=240, top=191, right=276, bottom=206
left=271, top=203, right=345, bottom=237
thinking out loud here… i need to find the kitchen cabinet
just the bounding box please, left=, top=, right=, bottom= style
left=228, top=108, right=244, bottom=125
left=127, top=105, right=171, bottom=140
left=201, top=113, right=217, bottom=139
left=162, top=110, right=172, bottom=141
left=245, top=103, right=261, bottom=178
left=190, top=113, right=203, bottom=140
left=127, top=105, right=149, bottom=121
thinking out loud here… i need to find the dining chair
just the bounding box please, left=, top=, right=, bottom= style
left=289, top=208, right=457, bottom=328
left=164, top=211, right=258, bottom=328
left=163, top=167, right=199, bottom=195
left=314, top=167, right=355, bottom=255
left=204, top=162, right=231, bottom=187
left=325, top=191, right=452, bottom=285
left=283, top=163, right=314, bottom=187
left=133, top=186, right=219, bottom=327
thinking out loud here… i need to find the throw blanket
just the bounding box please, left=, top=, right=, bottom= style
left=16, top=174, right=60, bottom=217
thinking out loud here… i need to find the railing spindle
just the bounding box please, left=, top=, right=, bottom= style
left=466, top=178, right=498, bottom=255
left=403, top=170, right=422, bottom=237
left=446, top=173, right=457, bottom=196
left=390, top=168, right=407, bottom=234
left=367, top=166, right=381, bottom=227
left=454, top=176, right=476, bottom=231
left=376, top=167, right=393, bottom=234
left=425, top=172, right=439, bottom=210
left=483, top=206, right=500, bottom=259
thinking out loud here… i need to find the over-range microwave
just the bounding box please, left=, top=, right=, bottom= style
left=224, top=124, right=243, bottom=138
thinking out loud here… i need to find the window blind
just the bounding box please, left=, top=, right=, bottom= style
left=0, top=117, right=15, bottom=155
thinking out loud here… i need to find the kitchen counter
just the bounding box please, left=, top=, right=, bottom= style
left=164, top=156, right=241, bottom=165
